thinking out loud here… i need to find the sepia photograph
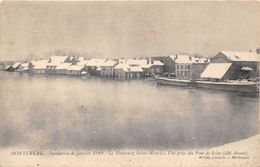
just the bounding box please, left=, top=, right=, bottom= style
left=0, top=1, right=259, bottom=166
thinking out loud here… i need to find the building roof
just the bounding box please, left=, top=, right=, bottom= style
left=77, top=60, right=87, bottom=66
left=12, top=62, right=21, bottom=68
left=50, top=56, right=67, bottom=63
left=68, top=56, right=74, bottom=61
left=175, top=55, right=193, bottom=64
left=115, top=58, right=163, bottom=71
left=169, top=54, right=209, bottom=64
left=220, top=51, right=260, bottom=62
left=48, top=56, right=68, bottom=66
left=169, top=55, right=177, bottom=61
left=114, top=63, right=143, bottom=72
left=66, top=65, right=85, bottom=71
left=129, top=66, right=143, bottom=72
left=31, top=59, right=48, bottom=65
left=5, top=65, right=11, bottom=70
left=192, top=57, right=210, bottom=63
left=20, top=63, right=29, bottom=70
left=86, top=58, right=106, bottom=67
left=31, top=60, right=49, bottom=69
left=56, top=63, right=72, bottom=70
left=152, top=60, right=164, bottom=66
left=21, top=63, right=29, bottom=67
left=78, top=57, right=85, bottom=61
left=142, top=60, right=164, bottom=68
left=114, top=63, right=129, bottom=72
left=201, top=63, right=232, bottom=79
left=126, top=59, right=147, bottom=66
left=101, top=60, right=118, bottom=67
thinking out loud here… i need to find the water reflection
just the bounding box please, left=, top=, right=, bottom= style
left=0, top=72, right=259, bottom=149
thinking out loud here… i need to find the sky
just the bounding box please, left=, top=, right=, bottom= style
left=0, top=1, right=260, bottom=61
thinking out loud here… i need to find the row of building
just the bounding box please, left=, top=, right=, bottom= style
left=3, top=50, right=260, bottom=81
left=4, top=56, right=165, bottom=79
left=160, top=51, right=260, bottom=81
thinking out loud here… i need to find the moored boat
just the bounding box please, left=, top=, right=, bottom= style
left=156, top=77, right=192, bottom=87
left=194, top=80, right=259, bottom=93
left=155, top=77, right=259, bottom=93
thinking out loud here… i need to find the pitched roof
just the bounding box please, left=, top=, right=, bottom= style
left=78, top=57, right=85, bottom=61
left=192, top=57, right=210, bottom=63
left=86, top=58, right=106, bottom=67
left=31, top=59, right=49, bottom=65
left=12, top=62, right=21, bottom=68
left=220, top=51, right=260, bottom=62
left=66, top=65, right=85, bottom=71
left=5, top=65, right=11, bottom=70
left=48, top=56, right=68, bottom=66
left=152, top=60, right=164, bottom=66
left=169, top=55, right=177, bottom=61
left=68, top=56, right=74, bottom=61
left=56, top=63, right=72, bottom=70
left=20, top=63, right=29, bottom=70
left=142, top=60, right=164, bottom=68
left=169, top=54, right=209, bottom=64
left=114, top=63, right=129, bottom=72
left=100, top=60, right=118, bottom=67
left=201, top=63, right=232, bottom=79
left=31, top=60, right=49, bottom=69
left=175, top=55, right=193, bottom=64
left=129, top=66, right=143, bottom=72
left=114, top=63, right=143, bottom=72
left=126, top=59, right=147, bottom=66
left=77, top=60, right=87, bottom=66
left=21, top=63, right=29, bottom=67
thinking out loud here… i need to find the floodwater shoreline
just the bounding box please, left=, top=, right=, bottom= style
left=1, top=71, right=259, bottom=97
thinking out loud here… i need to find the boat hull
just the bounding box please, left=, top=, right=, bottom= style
left=156, top=77, right=259, bottom=93
left=195, top=81, right=258, bottom=93
left=156, top=77, right=191, bottom=87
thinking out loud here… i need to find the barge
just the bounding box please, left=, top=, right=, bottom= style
left=155, top=77, right=259, bottom=93
left=156, top=77, right=192, bottom=87
left=194, top=80, right=259, bottom=93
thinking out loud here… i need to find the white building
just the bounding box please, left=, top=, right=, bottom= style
left=100, top=60, right=118, bottom=77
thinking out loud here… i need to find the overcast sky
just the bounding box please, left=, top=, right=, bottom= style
left=0, top=1, right=259, bottom=61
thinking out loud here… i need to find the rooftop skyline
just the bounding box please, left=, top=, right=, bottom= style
left=0, top=1, right=260, bottom=61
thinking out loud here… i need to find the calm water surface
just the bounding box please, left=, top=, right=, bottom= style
left=0, top=72, right=259, bottom=149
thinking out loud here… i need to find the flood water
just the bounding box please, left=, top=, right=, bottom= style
left=0, top=71, right=259, bottom=149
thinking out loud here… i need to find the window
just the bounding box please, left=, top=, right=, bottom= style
left=187, top=65, right=190, bottom=69
left=180, top=65, right=183, bottom=69
left=177, top=65, right=179, bottom=69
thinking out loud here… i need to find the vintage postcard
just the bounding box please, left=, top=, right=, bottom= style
left=0, top=1, right=259, bottom=166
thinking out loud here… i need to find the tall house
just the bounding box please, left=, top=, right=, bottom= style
left=100, top=60, right=118, bottom=77
left=164, top=54, right=209, bottom=80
